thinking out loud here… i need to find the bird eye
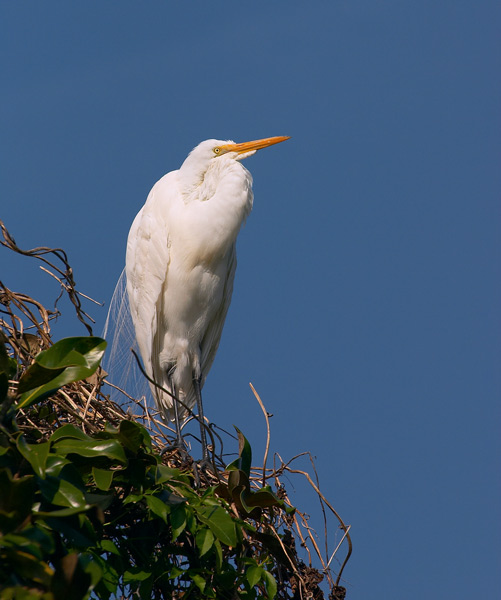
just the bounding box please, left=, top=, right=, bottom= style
left=213, top=147, right=221, bottom=155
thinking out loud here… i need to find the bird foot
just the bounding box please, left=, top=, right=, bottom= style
left=192, top=456, right=218, bottom=488
left=197, top=456, right=216, bottom=472
left=160, top=438, right=190, bottom=461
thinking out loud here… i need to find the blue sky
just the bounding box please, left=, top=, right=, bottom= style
left=2, top=2, right=500, bottom=598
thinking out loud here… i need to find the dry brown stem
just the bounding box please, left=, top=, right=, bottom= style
left=0, top=221, right=352, bottom=598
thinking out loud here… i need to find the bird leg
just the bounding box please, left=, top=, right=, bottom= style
left=161, top=378, right=188, bottom=456
left=193, top=375, right=210, bottom=463
left=171, top=380, right=184, bottom=446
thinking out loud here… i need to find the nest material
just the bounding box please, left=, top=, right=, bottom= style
left=0, top=219, right=351, bottom=598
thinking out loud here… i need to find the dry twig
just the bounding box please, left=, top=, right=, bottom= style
left=0, top=221, right=352, bottom=599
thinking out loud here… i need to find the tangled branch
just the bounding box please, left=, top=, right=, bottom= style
left=0, top=218, right=97, bottom=335
left=0, top=221, right=352, bottom=599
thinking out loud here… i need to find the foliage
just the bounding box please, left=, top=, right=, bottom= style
left=0, top=337, right=299, bottom=599
left=0, top=221, right=351, bottom=599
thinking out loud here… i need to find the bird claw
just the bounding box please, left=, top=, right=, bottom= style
left=192, top=456, right=217, bottom=488
left=197, top=456, right=216, bottom=472
left=160, top=438, right=190, bottom=460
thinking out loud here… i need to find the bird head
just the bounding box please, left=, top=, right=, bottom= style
left=178, top=136, right=290, bottom=196
left=212, top=135, right=291, bottom=161
left=182, top=135, right=290, bottom=168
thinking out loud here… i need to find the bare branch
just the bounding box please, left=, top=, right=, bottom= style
left=249, top=381, right=271, bottom=486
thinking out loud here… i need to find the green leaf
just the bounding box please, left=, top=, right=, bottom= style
left=52, top=438, right=127, bottom=464
left=246, top=564, right=264, bottom=589
left=155, top=464, right=186, bottom=484
left=16, top=437, right=51, bottom=478
left=123, top=492, right=144, bottom=505
left=85, top=492, right=114, bottom=511
left=228, top=468, right=249, bottom=495
left=0, top=469, right=35, bottom=533
left=262, top=570, right=278, bottom=599
left=92, top=467, right=114, bottom=491
left=33, top=506, right=91, bottom=518
left=195, top=527, right=214, bottom=557
left=38, top=475, right=88, bottom=509
left=90, top=553, right=120, bottom=594
left=145, top=495, right=171, bottom=523
left=0, top=532, right=43, bottom=560
left=0, top=341, right=17, bottom=378
left=1, top=525, right=55, bottom=557
left=195, top=505, right=237, bottom=547
left=243, top=487, right=283, bottom=509
left=213, top=539, right=223, bottom=570
left=44, top=454, right=72, bottom=477
left=185, top=506, right=197, bottom=535
left=49, top=424, right=91, bottom=443
left=17, top=337, right=106, bottom=409
left=117, top=419, right=151, bottom=453
left=171, top=505, right=186, bottom=540
left=79, top=554, right=103, bottom=589
left=45, top=514, right=96, bottom=548
left=168, top=565, right=185, bottom=580
left=99, top=539, right=121, bottom=556
left=123, top=568, right=151, bottom=583
left=140, top=575, right=154, bottom=599
left=51, top=553, right=92, bottom=600
left=253, top=531, right=292, bottom=567
left=0, top=341, right=10, bottom=374
left=191, top=572, right=207, bottom=593
left=157, top=489, right=186, bottom=506
left=226, top=427, right=252, bottom=477
left=1, top=546, right=54, bottom=588
left=0, top=373, right=8, bottom=404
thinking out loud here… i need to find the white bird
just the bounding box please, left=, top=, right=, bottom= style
left=125, top=136, right=290, bottom=459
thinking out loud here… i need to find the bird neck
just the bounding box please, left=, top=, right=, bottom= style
left=172, top=160, right=254, bottom=267
left=178, top=158, right=253, bottom=211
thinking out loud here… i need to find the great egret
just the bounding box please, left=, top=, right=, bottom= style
left=125, top=136, right=290, bottom=459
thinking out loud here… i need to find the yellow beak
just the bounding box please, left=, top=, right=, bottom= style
left=220, top=135, right=291, bottom=155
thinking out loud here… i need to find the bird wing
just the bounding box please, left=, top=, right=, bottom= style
left=199, top=244, right=237, bottom=386
left=125, top=174, right=175, bottom=407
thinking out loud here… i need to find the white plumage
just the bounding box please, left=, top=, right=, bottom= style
left=124, top=136, right=290, bottom=450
